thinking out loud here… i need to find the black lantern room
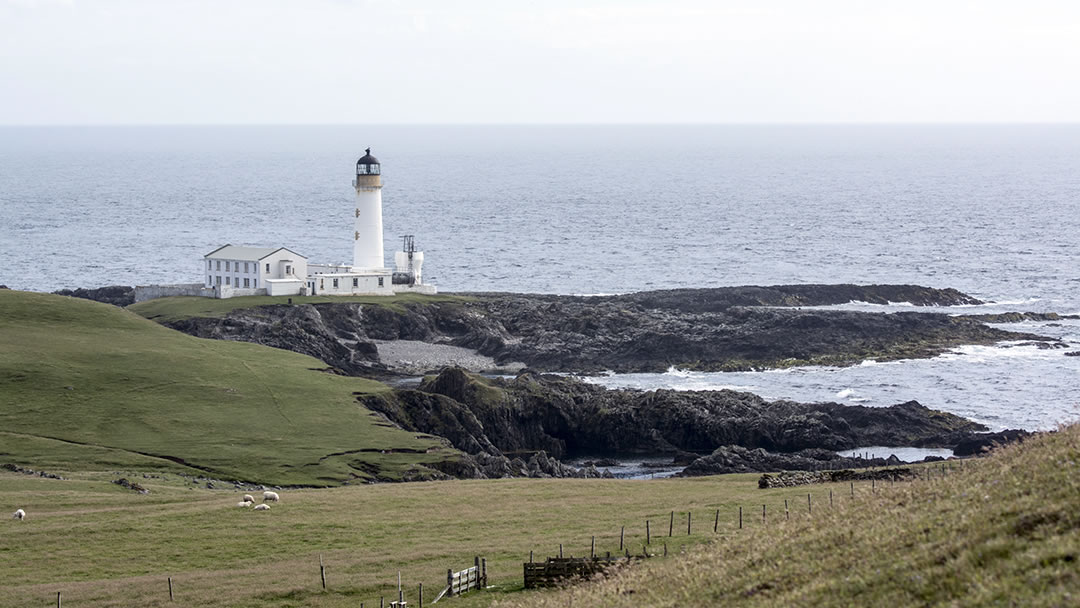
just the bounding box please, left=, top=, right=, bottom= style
left=356, top=148, right=380, bottom=175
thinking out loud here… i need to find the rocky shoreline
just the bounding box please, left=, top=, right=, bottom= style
left=358, top=367, right=1011, bottom=480
left=143, top=284, right=1060, bottom=375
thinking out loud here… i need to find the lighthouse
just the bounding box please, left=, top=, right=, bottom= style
left=353, top=148, right=384, bottom=270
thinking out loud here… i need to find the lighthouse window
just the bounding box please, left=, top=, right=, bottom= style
left=357, top=165, right=367, bottom=175
left=370, top=165, right=380, bottom=175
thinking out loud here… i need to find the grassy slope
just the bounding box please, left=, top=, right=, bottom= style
left=0, top=290, right=458, bottom=485
left=501, top=426, right=1080, bottom=608
left=0, top=468, right=825, bottom=608
left=128, top=292, right=469, bottom=323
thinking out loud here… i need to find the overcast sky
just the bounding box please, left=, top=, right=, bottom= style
left=2, top=0, right=1079, bottom=125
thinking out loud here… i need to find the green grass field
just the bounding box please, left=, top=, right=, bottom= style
left=2, top=466, right=841, bottom=608
left=128, top=292, right=470, bottom=323
left=0, top=290, right=460, bottom=485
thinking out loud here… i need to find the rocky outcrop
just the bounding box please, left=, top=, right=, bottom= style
left=677, top=446, right=893, bottom=476
left=156, top=285, right=1055, bottom=375
left=53, top=285, right=135, bottom=307
left=360, top=369, right=988, bottom=475
left=952, top=429, right=1032, bottom=456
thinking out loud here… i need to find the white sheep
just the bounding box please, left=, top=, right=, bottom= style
left=242, top=494, right=255, bottom=503
left=12, top=509, right=25, bottom=520
left=262, top=491, right=280, bottom=502
left=253, top=504, right=271, bottom=511
left=236, top=501, right=252, bottom=508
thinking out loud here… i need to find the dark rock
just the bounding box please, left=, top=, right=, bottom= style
left=156, top=285, right=1051, bottom=375
left=1064, top=351, right=1080, bottom=357
left=361, top=368, right=987, bottom=480
left=2, top=463, right=64, bottom=480
left=680, top=445, right=889, bottom=477
left=952, top=429, right=1032, bottom=456
left=53, top=285, right=135, bottom=307
left=113, top=478, right=149, bottom=494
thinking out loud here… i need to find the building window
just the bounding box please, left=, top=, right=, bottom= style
left=285, top=265, right=292, bottom=275
left=253, top=279, right=257, bottom=288
left=378, top=277, right=384, bottom=287
left=216, top=276, right=221, bottom=285
left=216, top=261, right=221, bottom=271
left=266, top=263, right=270, bottom=273
left=207, top=275, right=212, bottom=285
left=226, top=276, right=230, bottom=285
left=242, top=278, right=248, bottom=287
left=207, top=260, right=212, bottom=270
left=352, top=278, right=358, bottom=287
left=226, top=261, right=231, bottom=272
left=319, top=279, right=324, bottom=289
left=332, top=278, right=339, bottom=288
left=243, top=262, right=248, bottom=273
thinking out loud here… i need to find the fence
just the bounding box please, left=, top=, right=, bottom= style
left=432, top=556, right=486, bottom=603
left=524, top=555, right=643, bottom=589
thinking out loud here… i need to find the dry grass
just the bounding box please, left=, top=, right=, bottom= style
left=498, top=426, right=1080, bottom=608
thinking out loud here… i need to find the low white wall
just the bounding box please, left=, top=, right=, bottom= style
left=218, top=286, right=268, bottom=299
left=134, top=283, right=214, bottom=303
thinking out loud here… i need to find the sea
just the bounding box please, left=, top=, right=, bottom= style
left=2, top=125, right=1078, bottom=442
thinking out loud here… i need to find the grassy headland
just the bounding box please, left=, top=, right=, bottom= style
left=0, top=290, right=460, bottom=485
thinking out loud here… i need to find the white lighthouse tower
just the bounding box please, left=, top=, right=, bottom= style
left=352, top=148, right=385, bottom=270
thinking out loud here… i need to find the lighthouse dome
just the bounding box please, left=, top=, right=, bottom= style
left=358, top=149, right=379, bottom=165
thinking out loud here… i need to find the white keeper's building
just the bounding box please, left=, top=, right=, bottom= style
left=136, top=149, right=435, bottom=303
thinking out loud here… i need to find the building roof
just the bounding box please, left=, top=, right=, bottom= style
left=357, top=148, right=380, bottom=166
left=204, top=244, right=307, bottom=261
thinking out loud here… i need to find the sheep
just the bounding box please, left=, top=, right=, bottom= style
left=236, top=501, right=252, bottom=508
left=262, top=491, right=280, bottom=502
left=242, top=494, right=255, bottom=503
left=253, top=504, right=271, bottom=511
left=12, top=509, right=25, bottom=520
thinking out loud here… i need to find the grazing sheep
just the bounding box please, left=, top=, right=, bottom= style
left=253, top=504, right=271, bottom=511
left=242, top=494, right=255, bottom=503
left=262, top=491, right=280, bottom=502
left=12, top=509, right=25, bottom=520
left=236, top=501, right=252, bottom=508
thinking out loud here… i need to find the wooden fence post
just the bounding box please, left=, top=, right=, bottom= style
left=739, top=506, right=743, bottom=529
left=380, top=597, right=384, bottom=608
left=872, top=479, right=876, bottom=493
left=646, top=520, right=651, bottom=544
left=807, top=493, right=812, bottom=514
left=591, top=536, right=595, bottom=558
left=663, top=542, right=668, bottom=556
left=620, top=525, right=625, bottom=551
left=320, top=554, right=326, bottom=590
left=687, top=511, right=691, bottom=535
left=785, top=499, right=789, bottom=520
left=829, top=489, right=833, bottom=507
left=559, top=544, right=563, bottom=558
left=762, top=504, right=766, bottom=525
left=529, top=550, right=533, bottom=563
left=851, top=481, right=854, bottom=497
left=168, top=576, right=174, bottom=601
left=57, top=592, right=61, bottom=608
left=714, top=509, right=719, bottom=533
left=447, top=569, right=453, bottom=597
left=669, top=511, right=674, bottom=537
left=482, top=558, right=487, bottom=587
left=419, top=583, right=423, bottom=605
